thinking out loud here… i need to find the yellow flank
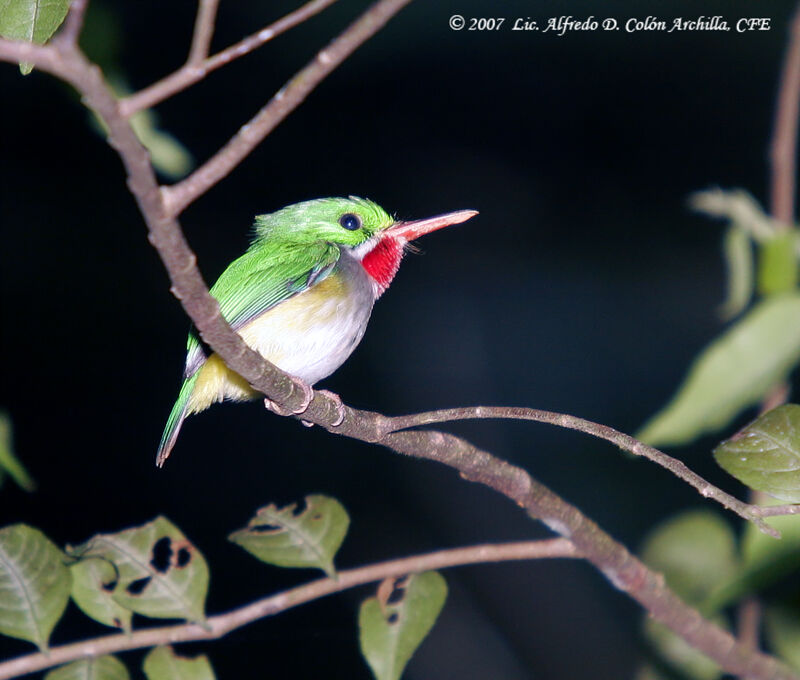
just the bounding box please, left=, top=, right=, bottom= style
left=185, top=274, right=349, bottom=415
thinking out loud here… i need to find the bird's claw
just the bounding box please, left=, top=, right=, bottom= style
left=264, top=382, right=345, bottom=428
left=300, top=392, right=346, bottom=427
left=317, top=389, right=346, bottom=427
left=263, top=379, right=314, bottom=417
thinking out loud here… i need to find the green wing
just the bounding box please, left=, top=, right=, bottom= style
left=183, top=242, right=340, bottom=378
left=157, top=241, right=339, bottom=466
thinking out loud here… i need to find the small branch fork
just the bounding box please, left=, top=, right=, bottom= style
left=0, top=540, right=578, bottom=679
left=119, top=0, right=340, bottom=118
left=2, top=1, right=800, bottom=679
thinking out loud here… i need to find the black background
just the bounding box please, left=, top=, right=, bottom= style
left=1, top=1, right=797, bottom=678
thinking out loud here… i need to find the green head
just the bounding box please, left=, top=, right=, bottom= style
left=251, top=197, right=394, bottom=249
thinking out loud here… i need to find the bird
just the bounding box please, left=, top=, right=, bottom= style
left=156, top=196, right=477, bottom=466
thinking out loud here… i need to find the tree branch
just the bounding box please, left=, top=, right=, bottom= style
left=119, top=0, right=339, bottom=117
left=0, top=539, right=577, bottom=679
left=160, top=0, right=414, bottom=216
left=770, top=1, right=800, bottom=226
left=53, top=0, right=89, bottom=47
left=2, top=6, right=799, bottom=679
left=187, top=0, right=219, bottom=65
left=383, top=406, right=785, bottom=537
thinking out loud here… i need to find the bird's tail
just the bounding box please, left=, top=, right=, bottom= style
left=156, top=373, right=199, bottom=467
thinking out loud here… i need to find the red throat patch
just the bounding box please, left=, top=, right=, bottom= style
left=360, top=236, right=405, bottom=297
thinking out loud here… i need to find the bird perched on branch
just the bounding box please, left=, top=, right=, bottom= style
left=157, top=197, right=477, bottom=466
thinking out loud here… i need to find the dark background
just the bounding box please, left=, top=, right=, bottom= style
left=1, top=0, right=796, bottom=677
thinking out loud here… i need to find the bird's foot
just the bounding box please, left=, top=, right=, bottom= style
left=318, top=390, right=346, bottom=427
left=263, top=379, right=314, bottom=417
left=300, top=390, right=346, bottom=428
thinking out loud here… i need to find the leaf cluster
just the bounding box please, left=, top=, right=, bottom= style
left=0, top=496, right=447, bottom=680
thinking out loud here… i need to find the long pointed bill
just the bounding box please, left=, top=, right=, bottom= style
left=387, top=209, right=478, bottom=241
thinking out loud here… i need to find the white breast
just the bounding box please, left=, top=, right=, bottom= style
left=238, top=250, right=375, bottom=385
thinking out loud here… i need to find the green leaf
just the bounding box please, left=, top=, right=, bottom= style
left=643, top=619, right=723, bottom=680
left=758, top=230, right=799, bottom=296
left=639, top=510, right=738, bottom=607
left=719, top=225, right=753, bottom=320
left=637, top=294, right=800, bottom=447
left=68, top=516, right=208, bottom=623
left=229, top=495, right=349, bottom=577
left=69, top=557, right=132, bottom=632
left=129, top=109, right=193, bottom=180
left=143, top=646, right=215, bottom=680
left=359, top=571, right=447, bottom=680
left=0, top=524, right=71, bottom=650
left=0, top=411, right=35, bottom=492
left=0, top=0, right=71, bottom=74
left=45, top=655, right=130, bottom=680
left=765, top=606, right=800, bottom=672
left=714, top=404, right=800, bottom=501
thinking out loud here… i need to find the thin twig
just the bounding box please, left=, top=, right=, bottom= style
left=161, top=0, right=414, bottom=216
left=188, top=0, right=220, bottom=65
left=770, top=2, right=800, bottom=226
left=0, top=539, right=577, bottom=679
left=737, top=597, right=763, bottom=653
left=384, top=406, right=782, bottom=538
left=53, top=0, right=89, bottom=47
left=751, top=503, right=800, bottom=517
left=119, top=0, right=339, bottom=117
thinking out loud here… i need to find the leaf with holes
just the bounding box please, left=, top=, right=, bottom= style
left=0, top=0, right=71, bottom=74
left=143, top=646, right=216, bottom=680
left=70, top=557, right=132, bottom=632
left=637, top=294, right=800, bottom=447
left=229, top=495, right=349, bottom=577
left=359, top=571, right=447, bottom=680
left=714, top=404, right=800, bottom=502
left=67, top=517, right=208, bottom=623
left=0, top=411, right=35, bottom=491
left=0, top=524, right=71, bottom=650
left=45, top=655, right=130, bottom=680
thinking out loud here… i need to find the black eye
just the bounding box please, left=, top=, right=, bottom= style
left=339, top=213, right=362, bottom=231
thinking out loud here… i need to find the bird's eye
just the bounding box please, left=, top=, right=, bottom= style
left=339, top=213, right=362, bottom=231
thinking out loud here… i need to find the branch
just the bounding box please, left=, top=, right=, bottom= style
left=770, top=2, right=800, bottom=226
left=2, top=10, right=799, bottom=680
left=161, top=0, right=414, bottom=216
left=119, top=0, right=339, bottom=117
left=53, top=0, right=89, bottom=47
left=385, top=406, right=784, bottom=537
left=187, top=0, right=219, bottom=65
left=0, top=539, right=577, bottom=679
